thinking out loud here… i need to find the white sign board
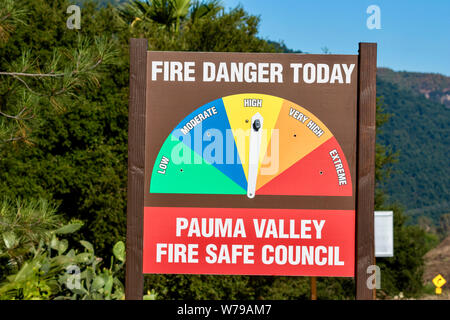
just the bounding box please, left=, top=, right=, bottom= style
left=374, top=211, right=394, bottom=257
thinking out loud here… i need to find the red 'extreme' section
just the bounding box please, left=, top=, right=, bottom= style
left=257, top=137, right=352, bottom=196
left=143, top=207, right=355, bottom=277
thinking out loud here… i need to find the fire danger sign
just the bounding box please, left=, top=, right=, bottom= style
left=143, top=51, right=358, bottom=277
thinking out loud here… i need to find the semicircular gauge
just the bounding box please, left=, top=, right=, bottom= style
left=149, top=93, right=352, bottom=197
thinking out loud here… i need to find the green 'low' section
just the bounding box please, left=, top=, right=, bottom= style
left=149, top=134, right=246, bottom=194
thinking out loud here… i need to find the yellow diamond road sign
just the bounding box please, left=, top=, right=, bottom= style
left=432, top=274, right=446, bottom=294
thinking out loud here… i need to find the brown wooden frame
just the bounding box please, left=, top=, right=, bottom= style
left=125, top=39, right=377, bottom=300
left=125, top=38, right=147, bottom=300
left=355, top=42, right=377, bottom=300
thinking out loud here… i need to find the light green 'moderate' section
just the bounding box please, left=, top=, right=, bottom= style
left=150, top=134, right=246, bottom=194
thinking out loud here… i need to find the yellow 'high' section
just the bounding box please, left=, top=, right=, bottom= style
left=223, top=94, right=284, bottom=180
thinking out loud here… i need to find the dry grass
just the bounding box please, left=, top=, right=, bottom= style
left=421, top=235, right=450, bottom=300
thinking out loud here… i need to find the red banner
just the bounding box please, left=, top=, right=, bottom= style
left=143, top=207, right=354, bottom=277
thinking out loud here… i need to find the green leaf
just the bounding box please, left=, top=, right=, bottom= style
left=84, top=268, right=94, bottom=291
left=143, top=289, right=158, bottom=300
left=55, top=223, right=83, bottom=235
left=50, top=234, right=59, bottom=250
left=112, top=241, right=125, bottom=262
left=13, top=261, right=33, bottom=282
left=2, top=231, right=18, bottom=249
left=58, top=239, right=69, bottom=255
left=66, top=249, right=76, bottom=258
left=91, top=276, right=105, bottom=291
left=53, top=255, right=74, bottom=265
left=104, top=275, right=114, bottom=299
left=72, top=288, right=88, bottom=296
left=80, top=240, right=94, bottom=252
left=76, top=252, right=92, bottom=263
left=41, top=261, right=51, bottom=274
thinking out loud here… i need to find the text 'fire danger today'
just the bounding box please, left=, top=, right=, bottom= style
left=151, top=61, right=355, bottom=84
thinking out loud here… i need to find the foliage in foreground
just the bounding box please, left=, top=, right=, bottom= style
left=0, top=198, right=127, bottom=300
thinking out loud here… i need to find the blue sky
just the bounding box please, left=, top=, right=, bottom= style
left=222, top=0, right=450, bottom=76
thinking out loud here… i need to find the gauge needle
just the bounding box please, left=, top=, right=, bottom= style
left=247, top=113, right=263, bottom=198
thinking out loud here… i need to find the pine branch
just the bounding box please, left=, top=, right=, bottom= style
left=3, top=137, right=23, bottom=142
left=0, top=57, right=104, bottom=78
left=0, top=71, right=64, bottom=77
left=0, top=33, right=117, bottom=145
left=0, top=107, right=27, bottom=120
left=10, top=75, right=42, bottom=96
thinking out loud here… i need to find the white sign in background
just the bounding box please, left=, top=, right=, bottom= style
left=374, top=211, right=394, bottom=257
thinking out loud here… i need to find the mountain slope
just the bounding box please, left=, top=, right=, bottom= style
left=378, top=68, right=450, bottom=109
left=376, top=70, right=450, bottom=223
left=423, top=235, right=450, bottom=286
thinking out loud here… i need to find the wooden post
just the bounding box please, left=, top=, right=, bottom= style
left=125, top=38, right=147, bottom=300
left=355, top=42, right=377, bottom=300
left=310, top=277, right=317, bottom=300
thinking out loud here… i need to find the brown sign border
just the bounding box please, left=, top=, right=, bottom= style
left=125, top=39, right=376, bottom=300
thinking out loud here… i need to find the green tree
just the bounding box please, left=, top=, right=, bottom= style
left=375, top=205, right=434, bottom=297
left=0, top=0, right=127, bottom=257
left=373, top=95, right=433, bottom=298
left=0, top=0, right=116, bottom=146
left=376, top=74, right=450, bottom=222
left=119, top=0, right=218, bottom=35
left=437, top=213, right=450, bottom=238
left=119, top=0, right=277, bottom=53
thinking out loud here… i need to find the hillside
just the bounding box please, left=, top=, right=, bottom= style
left=378, top=68, right=450, bottom=109
left=421, top=235, right=450, bottom=299
left=424, top=235, right=450, bottom=284
left=376, top=69, right=450, bottom=223
left=385, top=235, right=450, bottom=300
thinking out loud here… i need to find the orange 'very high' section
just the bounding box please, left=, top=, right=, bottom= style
left=256, top=99, right=333, bottom=190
